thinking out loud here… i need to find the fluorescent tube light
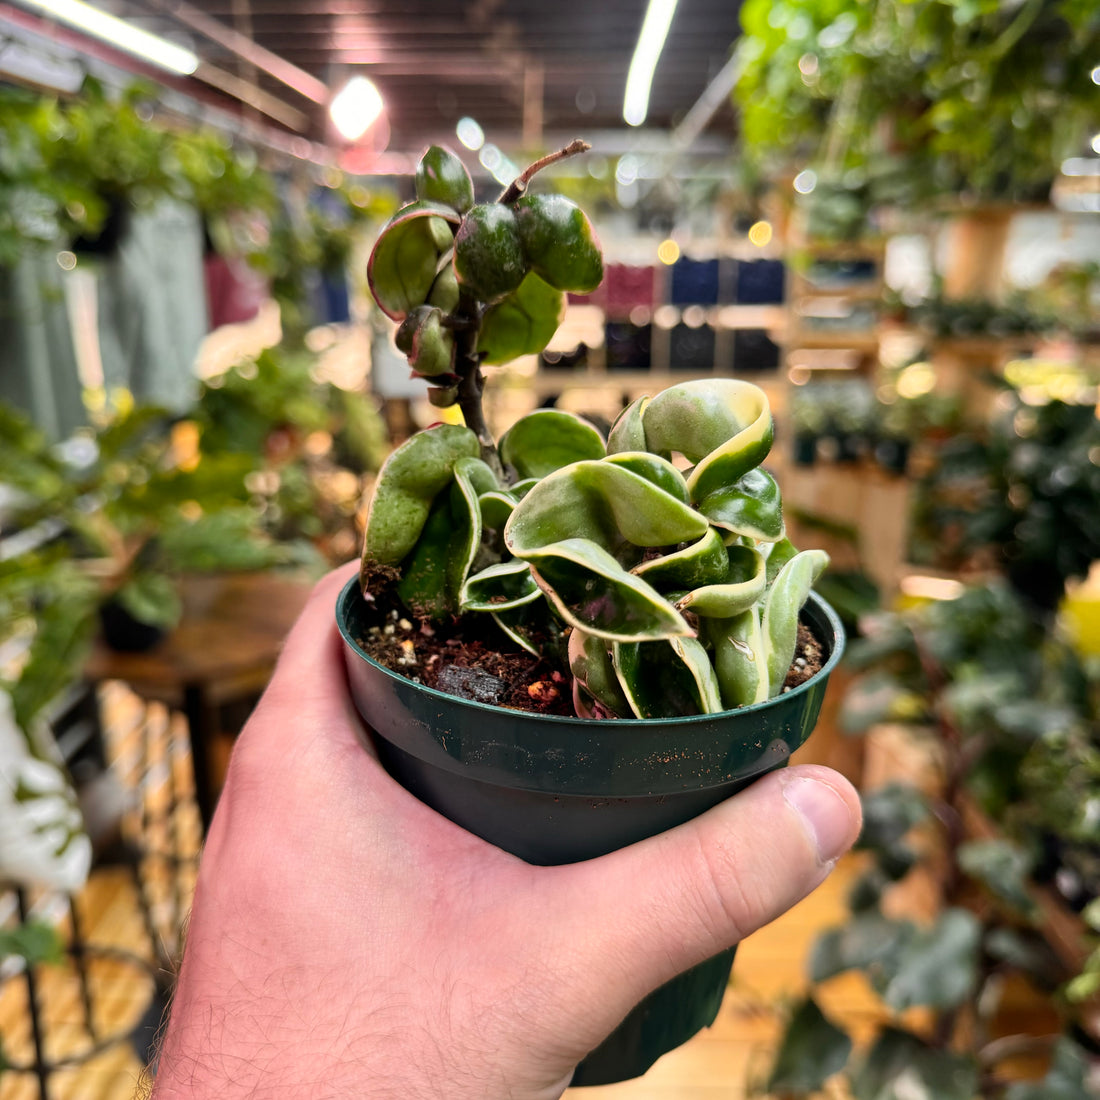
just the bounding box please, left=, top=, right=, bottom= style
left=19, top=0, right=199, bottom=75
left=623, top=0, right=678, bottom=127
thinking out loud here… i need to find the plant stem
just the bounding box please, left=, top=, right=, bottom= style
left=452, top=315, right=503, bottom=478
left=497, top=139, right=591, bottom=205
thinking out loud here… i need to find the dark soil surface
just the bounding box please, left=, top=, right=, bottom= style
left=355, top=586, right=826, bottom=718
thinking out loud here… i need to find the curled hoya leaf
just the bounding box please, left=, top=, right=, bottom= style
left=493, top=601, right=562, bottom=659
left=641, top=379, right=773, bottom=501
left=707, top=610, right=770, bottom=709
left=613, top=636, right=723, bottom=718
left=607, top=395, right=650, bottom=454
left=499, top=408, right=606, bottom=479
left=676, top=543, right=766, bottom=617
left=513, top=193, right=603, bottom=294
left=478, top=489, right=517, bottom=530
left=478, top=271, right=566, bottom=365
left=633, top=527, right=729, bottom=591
left=453, top=202, right=527, bottom=303
left=362, top=423, right=479, bottom=567
left=698, top=467, right=783, bottom=541
left=568, top=628, right=631, bottom=718
left=394, top=454, right=493, bottom=617
left=506, top=460, right=709, bottom=558
left=367, top=201, right=460, bottom=321
left=526, top=537, right=692, bottom=641
left=460, top=559, right=541, bottom=612
left=396, top=305, right=455, bottom=377
left=763, top=536, right=799, bottom=585
left=395, top=493, right=459, bottom=618
left=763, top=549, right=829, bottom=694
left=603, top=452, right=690, bottom=504
left=415, top=145, right=475, bottom=214
left=427, top=265, right=460, bottom=312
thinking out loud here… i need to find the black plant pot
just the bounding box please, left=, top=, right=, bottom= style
left=336, top=579, right=845, bottom=1086
left=99, top=600, right=166, bottom=653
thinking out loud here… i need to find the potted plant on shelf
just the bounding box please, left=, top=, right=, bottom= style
left=335, top=142, right=845, bottom=1085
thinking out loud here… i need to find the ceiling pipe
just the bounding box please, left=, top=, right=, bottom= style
left=140, top=0, right=329, bottom=104
left=670, top=50, right=743, bottom=151
left=0, top=1, right=309, bottom=131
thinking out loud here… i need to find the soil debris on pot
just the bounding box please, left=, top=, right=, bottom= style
left=357, top=595, right=825, bottom=717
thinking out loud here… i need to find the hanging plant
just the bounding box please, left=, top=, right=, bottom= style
left=733, top=0, right=1100, bottom=220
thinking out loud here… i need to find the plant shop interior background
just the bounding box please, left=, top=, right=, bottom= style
left=2, top=1, right=1099, bottom=1097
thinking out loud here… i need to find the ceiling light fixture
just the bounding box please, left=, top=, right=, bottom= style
left=330, top=75, right=384, bottom=142
left=19, top=0, right=199, bottom=75
left=623, top=0, right=679, bottom=127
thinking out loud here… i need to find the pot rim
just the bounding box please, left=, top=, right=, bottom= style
left=336, top=576, right=845, bottom=726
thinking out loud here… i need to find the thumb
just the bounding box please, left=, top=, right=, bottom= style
left=541, top=765, right=861, bottom=1025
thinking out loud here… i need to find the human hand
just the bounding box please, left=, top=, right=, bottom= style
left=153, top=563, right=861, bottom=1099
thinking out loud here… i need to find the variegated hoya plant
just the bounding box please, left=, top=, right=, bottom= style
left=361, top=142, right=828, bottom=719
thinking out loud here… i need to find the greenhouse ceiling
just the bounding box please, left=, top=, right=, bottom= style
left=1, top=0, right=745, bottom=159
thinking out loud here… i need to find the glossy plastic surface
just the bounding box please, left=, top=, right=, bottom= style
left=336, top=578, right=844, bottom=1084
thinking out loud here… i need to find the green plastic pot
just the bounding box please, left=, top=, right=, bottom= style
left=336, top=577, right=845, bottom=1086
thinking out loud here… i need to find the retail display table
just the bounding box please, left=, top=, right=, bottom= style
left=85, top=572, right=314, bottom=832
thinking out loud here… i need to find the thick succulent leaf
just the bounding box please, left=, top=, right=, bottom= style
left=492, top=600, right=562, bottom=659
left=415, top=144, right=474, bottom=214
left=395, top=492, right=461, bottom=617
left=454, top=202, right=526, bottom=302
left=511, top=477, right=539, bottom=498
left=427, top=384, right=460, bottom=408
left=506, top=460, right=709, bottom=558
left=445, top=456, right=498, bottom=591
left=707, top=608, right=769, bottom=708
left=527, top=538, right=692, bottom=641
left=427, top=264, right=460, bottom=312
left=603, top=451, right=690, bottom=503
left=395, top=458, right=496, bottom=617
left=606, top=395, right=649, bottom=453
left=767, top=998, right=853, bottom=1095
left=639, top=380, right=773, bottom=501
left=513, top=193, right=603, bottom=293
left=397, top=305, right=455, bottom=377
left=499, top=408, right=607, bottom=479
left=363, top=424, right=480, bottom=566
left=634, top=527, right=729, bottom=592
left=613, top=636, right=723, bottom=718
left=763, top=536, right=799, bottom=585
left=568, top=628, right=631, bottom=718
left=698, top=467, right=783, bottom=541
left=478, top=490, right=516, bottom=530
left=460, top=559, right=540, bottom=612
left=676, top=543, right=766, bottom=617
left=454, top=456, right=500, bottom=497
left=478, top=271, right=566, bottom=365
left=852, top=1029, right=979, bottom=1100
left=367, top=201, right=459, bottom=321
left=763, top=548, right=829, bottom=695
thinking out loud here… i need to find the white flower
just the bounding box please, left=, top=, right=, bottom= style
left=0, top=688, right=91, bottom=894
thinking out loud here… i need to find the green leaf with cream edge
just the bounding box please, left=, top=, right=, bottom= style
left=359, top=143, right=830, bottom=718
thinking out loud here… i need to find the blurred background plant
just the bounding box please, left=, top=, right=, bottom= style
left=909, top=379, right=1100, bottom=614
left=760, top=581, right=1100, bottom=1099
left=733, top=0, right=1099, bottom=237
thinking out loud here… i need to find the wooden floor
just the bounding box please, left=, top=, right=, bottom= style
left=0, top=684, right=1012, bottom=1100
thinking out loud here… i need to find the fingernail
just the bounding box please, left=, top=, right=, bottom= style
left=781, top=775, right=855, bottom=865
